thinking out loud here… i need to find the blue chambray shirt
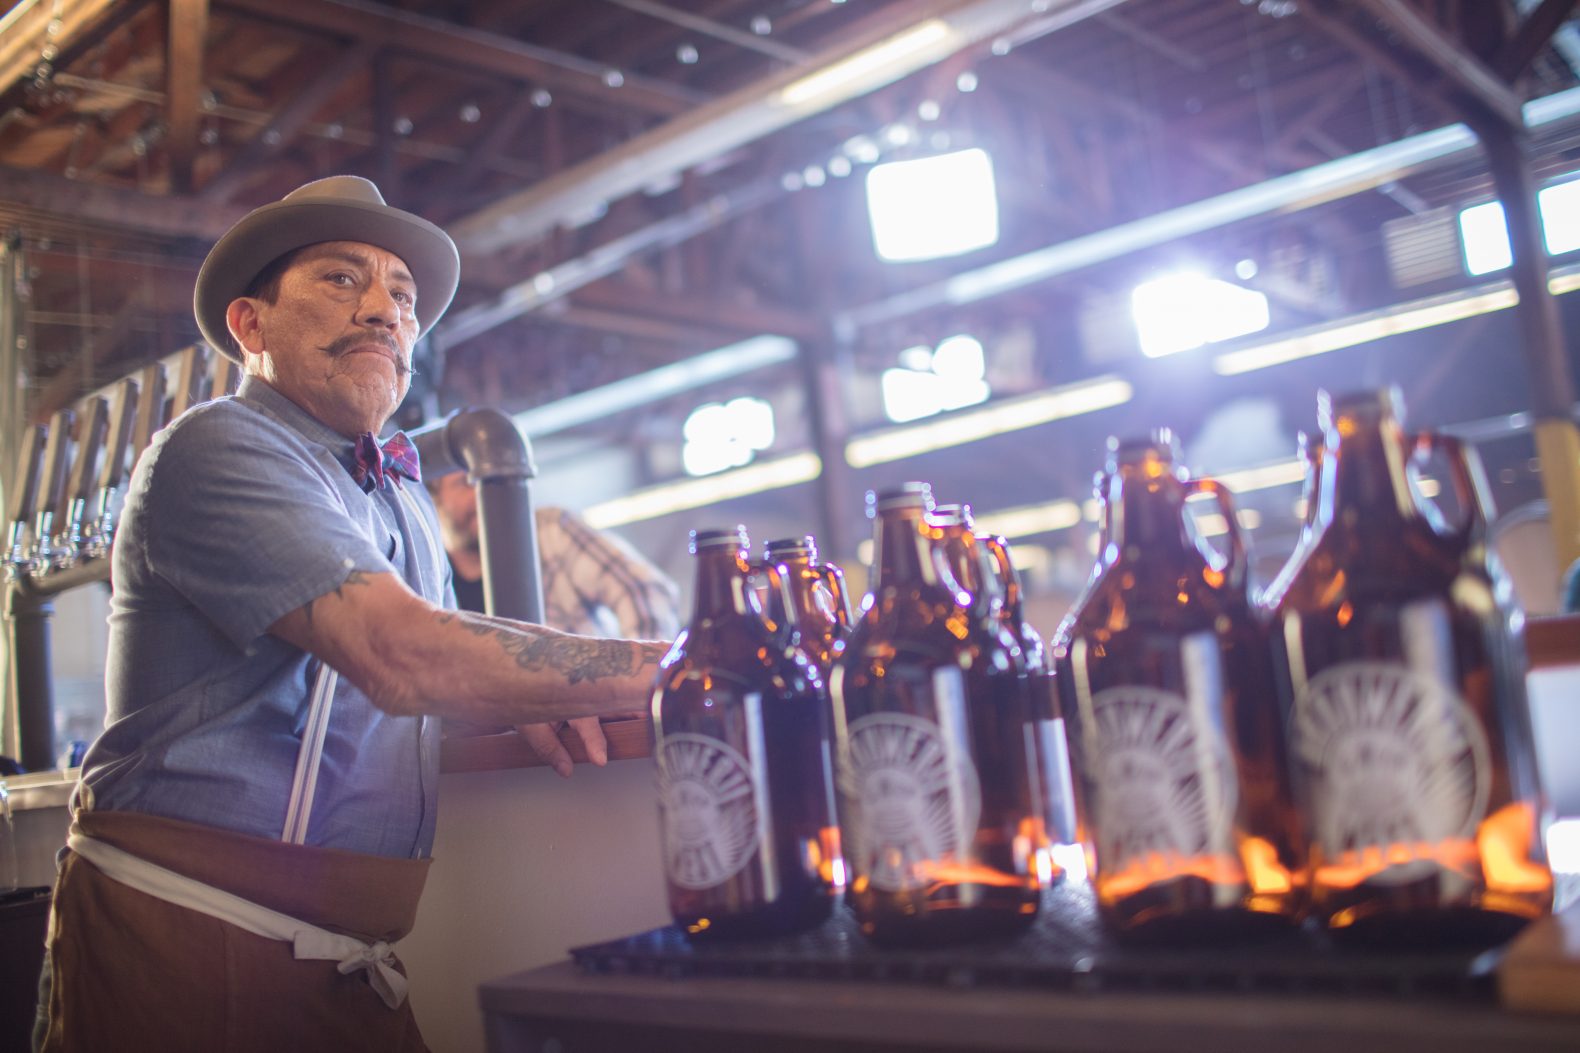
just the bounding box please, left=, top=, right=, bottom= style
left=80, top=376, right=452, bottom=859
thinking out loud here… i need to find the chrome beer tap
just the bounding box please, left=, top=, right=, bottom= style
left=30, top=409, right=76, bottom=579
left=4, top=425, right=46, bottom=580
left=52, top=395, right=109, bottom=572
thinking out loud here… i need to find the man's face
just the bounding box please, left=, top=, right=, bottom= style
left=432, top=473, right=480, bottom=555
left=227, top=241, right=420, bottom=436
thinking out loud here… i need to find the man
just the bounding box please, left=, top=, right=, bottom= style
left=426, top=472, right=679, bottom=636
left=37, top=176, right=666, bottom=1052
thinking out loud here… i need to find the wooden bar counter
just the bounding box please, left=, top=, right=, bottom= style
left=478, top=948, right=1580, bottom=1053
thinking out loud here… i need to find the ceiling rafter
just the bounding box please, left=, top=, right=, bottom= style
left=213, top=0, right=702, bottom=117
left=201, top=38, right=377, bottom=201
left=1497, top=0, right=1580, bottom=81
left=164, top=0, right=210, bottom=194
left=448, top=0, right=1119, bottom=255
left=1348, top=0, right=1524, bottom=127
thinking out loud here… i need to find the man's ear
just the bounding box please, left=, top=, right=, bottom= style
left=226, top=297, right=265, bottom=358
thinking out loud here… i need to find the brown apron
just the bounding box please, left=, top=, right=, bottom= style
left=39, top=810, right=432, bottom=1053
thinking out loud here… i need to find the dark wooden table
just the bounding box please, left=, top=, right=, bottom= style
left=479, top=955, right=1580, bottom=1053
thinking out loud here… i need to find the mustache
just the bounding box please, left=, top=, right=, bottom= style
left=322, top=333, right=415, bottom=376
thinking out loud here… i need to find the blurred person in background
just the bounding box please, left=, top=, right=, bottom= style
left=425, top=472, right=680, bottom=638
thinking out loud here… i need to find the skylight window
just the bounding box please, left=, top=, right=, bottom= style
left=1458, top=179, right=1580, bottom=275
left=681, top=397, right=775, bottom=476
left=866, top=148, right=1000, bottom=262
left=880, top=333, right=990, bottom=422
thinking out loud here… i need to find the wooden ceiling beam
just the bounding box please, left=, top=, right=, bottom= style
left=201, top=38, right=376, bottom=201
left=0, top=0, right=122, bottom=104
left=164, top=0, right=210, bottom=194
left=449, top=0, right=1119, bottom=255
left=213, top=0, right=700, bottom=117
left=0, top=163, right=244, bottom=238
left=1348, top=0, right=1524, bottom=127
left=1497, top=0, right=1580, bottom=81
left=0, top=0, right=148, bottom=118
left=1298, top=3, right=1462, bottom=122
left=569, top=281, right=824, bottom=343
left=537, top=300, right=738, bottom=348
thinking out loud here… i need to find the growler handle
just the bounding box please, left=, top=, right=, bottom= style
left=814, top=561, right=855, bottom=631
left=757, top=558, right=797, bottom=646
left=1185, top=477, right=1247, bottom=590
left=1411, top=431, right=1489, bottom=544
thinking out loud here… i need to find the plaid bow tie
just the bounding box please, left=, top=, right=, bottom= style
left=351, top=431, right=421, bottom=492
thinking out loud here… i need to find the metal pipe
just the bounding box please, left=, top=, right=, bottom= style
left=1475, top=116, right=1580, bottom=570
left=410, top=409, right=545, bottom=624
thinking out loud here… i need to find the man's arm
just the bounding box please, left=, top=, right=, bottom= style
left=269, top=568, right=666, bottom=727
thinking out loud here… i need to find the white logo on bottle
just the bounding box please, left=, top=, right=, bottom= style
left=657, top=733, right=760, bottom=891
left=840, top=710, right=981, bottom=892
left=1088, top=686, right=1238, bottom=874
left=1290, top=661, right=1490, bottom=884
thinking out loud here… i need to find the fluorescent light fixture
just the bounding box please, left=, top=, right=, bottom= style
left=1211, top=280, right=1529, bottom=376
left=846, top=375, right=1133, bottom=469
left=1460, top=201, right=1512, bottom=276
left=514, top=335, right=795, bottom=439
left=1212, top=459, right=1307, bottom=494
left=866, top=148, right=1000, bottom=261
left=973, top=500, right=1082, bottom=540
left=583, top=452, right=822, bottom=529
left=1130, top=273, right=1270, bottom=357
left=777, top=21, right=953, bottom=107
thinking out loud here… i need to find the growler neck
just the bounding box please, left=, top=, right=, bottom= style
left=873, top=505, right=946, bottom=591
left=689, top=546, right=762, bottom=626
left=1320, top=413, right=1418, bottom=529
left=1107, top=467, right=1202, bottom=565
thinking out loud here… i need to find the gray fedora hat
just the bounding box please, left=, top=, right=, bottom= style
left=194, top=175, right=460, bottom=361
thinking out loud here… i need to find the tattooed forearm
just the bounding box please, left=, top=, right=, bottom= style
left=436, top=609, right=667, bottom=684
left=305, top=569, right=377, bottom=628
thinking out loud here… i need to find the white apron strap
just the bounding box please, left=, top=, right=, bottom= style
left=67, top=831, right=408, bottom=1009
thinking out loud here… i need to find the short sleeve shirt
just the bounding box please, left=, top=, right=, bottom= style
left=81, top=377, right=449, bottom=859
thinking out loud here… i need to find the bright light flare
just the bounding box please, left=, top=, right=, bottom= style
left=1131, top=272, right=1270, bottom=358
left=866, top=148, right=1000, bottom=262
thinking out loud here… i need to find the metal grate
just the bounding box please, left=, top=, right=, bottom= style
left=571, top=881, right=1504, bottom=1001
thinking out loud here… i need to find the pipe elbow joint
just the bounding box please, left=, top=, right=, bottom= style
left=429, top=407, right=538, bottom=484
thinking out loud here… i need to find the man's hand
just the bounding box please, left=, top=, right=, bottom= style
left=516, top=717, right=608, bottom=778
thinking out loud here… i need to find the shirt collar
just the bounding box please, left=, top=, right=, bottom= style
left=236, top=375, right=365, bottom=476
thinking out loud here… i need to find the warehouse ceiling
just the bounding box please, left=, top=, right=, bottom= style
left=3, top=0, right=1579, bottom=451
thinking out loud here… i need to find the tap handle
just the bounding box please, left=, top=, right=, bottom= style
left=98, top=377, right=141, bottom=495
left=6, top=424, right=47, bottom=550
left=131, top=361, right=168, bottom=460
left=35, top=409, right=76, bottom=538
left=168, top=344, right=212, bottom=421
left=67, top=395, right=111, bottom=512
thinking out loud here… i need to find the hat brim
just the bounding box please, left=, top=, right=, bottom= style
left=194, top=196, right=460, bottom=361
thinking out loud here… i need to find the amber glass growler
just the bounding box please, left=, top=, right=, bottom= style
left=652, top=527, right=838, bottom=939
left=982, top=531, right=1079, bottom=862
left=760, top=534, right=854, bottom=676
left=831, top=485, right=1042, bottom=947
left=1053, top=433, right=1301, bottom=939
left=1265, top=390, right=1551, bottom=944
left=936, top=505, right=1075, bottom=869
